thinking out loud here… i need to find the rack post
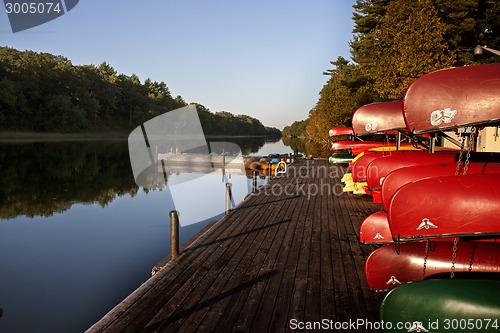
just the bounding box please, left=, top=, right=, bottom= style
left=170, top=210, right=179, bottom=259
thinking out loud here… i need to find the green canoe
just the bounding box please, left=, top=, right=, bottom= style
left=380, top=279, right=500, bottom=332
left=328, top=153, right=354, bottom=165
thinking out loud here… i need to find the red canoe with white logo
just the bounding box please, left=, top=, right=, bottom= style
left=328, top=127, right=354, bottom=137
left=403, top=63, right=500, bottom=134
left=360, top=210, right=500, bottom=245
left=365, top=241, right=500, bottom=292
left=359, top=211, right=392, bottom=244
left=381, top=162, right=500, bottom=211
left=352, top=100, right=405, bottom=136
left=388, top=174, right=500, bottom=241
left=365, top=152, right=457, bottom=191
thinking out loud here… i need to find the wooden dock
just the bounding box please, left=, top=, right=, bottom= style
left=87, top=160, right=383, bottom=333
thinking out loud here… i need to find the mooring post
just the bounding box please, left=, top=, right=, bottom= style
left=269, top=161, right=273, bottom=180
left=252, top=170, right=258, bottom=193
left=225, top=183, right=232, bottom=215
left=169, top=210, right=179, bottom=259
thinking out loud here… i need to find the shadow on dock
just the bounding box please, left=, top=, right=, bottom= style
left=87, top=160, right=383, bottom=333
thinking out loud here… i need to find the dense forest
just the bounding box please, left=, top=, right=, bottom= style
left=284, top=0, right=500, bottom=144
left=0, top=46, right=281, bottom=137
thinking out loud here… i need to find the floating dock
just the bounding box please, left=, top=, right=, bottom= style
left=87, top=160, right=383, bottom=332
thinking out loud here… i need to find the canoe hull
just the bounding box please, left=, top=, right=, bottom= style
left=365, top=241, right=500, bottom=292
left=403, top=63, right=500, bottom=133
left=381, top=162, right=500, bottom=211
left=365, top=152, right=457, bottom=190
left=388, top=174, right=500, bottom=241
left=380, top=280, right=500, bottom=332
left=352, top=100, right=405, bottom=136
left=328, top=153, right=355, bottom=165
left=352, top=150, right=429, bottom=182
left=328, top=127, right=353, bottom=136
left=359, top=211, right=392, bottom=244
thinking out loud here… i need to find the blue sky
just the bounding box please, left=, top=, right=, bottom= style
left=0, top=0, right=357, bottom=129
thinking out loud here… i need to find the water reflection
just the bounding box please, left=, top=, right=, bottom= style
left=0, top=141, right=137, bottom=218
left=281, top=136, right=329, bottom=157
left=0, top=138, right=280, bottom=333
left=0, top=137, right=278, bottom=220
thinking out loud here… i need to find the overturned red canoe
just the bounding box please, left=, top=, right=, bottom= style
left=330, top=140, right=396, bottom=155
left=365, top=241, right=500, bottom=292
left=365, top=152, right=456, bottom=190
left=352, top=150, right=430, bottom=183
left=388, top=174, right=500, bottom=241
left=381, top=162, right=500, bottom=211
left=359, top=211, right=392, bottom=244
left=352, top=100, right=405, bottom=136
left=360, top=210, right=500, bottom=245
left=352, top=152, right=386, bottom=183
left=328, top=127, right=353, bottom=137
left=404, top=63, right=500, bottom=133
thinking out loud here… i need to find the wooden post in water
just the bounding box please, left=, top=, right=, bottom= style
left=252, top=170, right=258, bottom=193
left=225, top=183, right=232, bottom=215
left=169, top=210, right=179, bottom=259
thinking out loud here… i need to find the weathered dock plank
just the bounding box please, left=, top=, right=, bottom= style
left=87, top=160, right=384, bottom=333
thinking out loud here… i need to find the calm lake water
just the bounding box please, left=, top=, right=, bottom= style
left=0, top=137, right=298, bottom=333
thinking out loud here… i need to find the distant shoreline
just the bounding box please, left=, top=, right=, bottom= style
left=0, top=131, right=281, bottom=143
left=0, top=131, right=129, bottom=142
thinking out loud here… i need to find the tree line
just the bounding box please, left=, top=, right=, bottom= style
left=284, top=0, right=499, bottom=143
left=0, top=46, right=280, bottom=137
left=0, top=137, right=276, bottom=219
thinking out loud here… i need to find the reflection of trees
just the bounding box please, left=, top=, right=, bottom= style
left=282, top=137, right=328, bottom=158
left=0, top=141, right=138, bottom=219
left=0, top=137, right=275, bottom=219
left=208, top=136, right=277, bottom=155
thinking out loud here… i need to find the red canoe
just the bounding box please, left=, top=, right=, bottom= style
left=388, top=174, right=500, bottom=241
left=365, top=241, right=500, bottom=292
left=352, top=100, right=405, bottom=136
left=381, top=162, right=500, bottom=211
left=359, top=211, right=392, bottom=244
left=404, top=63, right=500, bottom=133
left=360, top=210, right=500, bottom=245
left=365, top=152, right=457, bottom=191
left=352, top=150, right=430, bottom=183
left=330, top=140, right=396, bottom=155
left=328, top=127, right=353, bottom=137
left=352, top=152, right=386, bottom=183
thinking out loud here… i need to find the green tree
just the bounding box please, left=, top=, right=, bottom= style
left=306, top=57, right=375, bottom=141
left=371, top=0, right=456, bottom=98
left=0, top=46, right=277, bottom=135
left=351, top=0, right=390, bottom=66
left=117, top=73, right=148, bottom=126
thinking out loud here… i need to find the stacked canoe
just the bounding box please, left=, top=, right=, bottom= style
left=333, top=64, right=500, bottom=331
